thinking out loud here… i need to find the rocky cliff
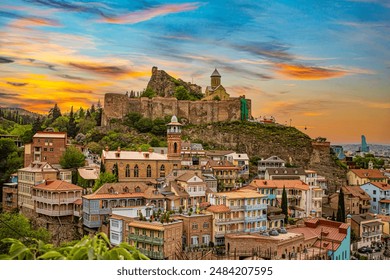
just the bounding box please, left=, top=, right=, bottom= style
left=182, top=121, right=346, bottom=191
left=147, top=66, right=202, bottom=97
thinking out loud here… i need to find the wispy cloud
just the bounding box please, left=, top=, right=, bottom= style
left=347, top=0, right=390, bottom=8
left=0, top=10, right=60, bottom=27
left=231, top=41, right=294, bottom=61
left=274, top=63, right=348, bottom=80
left=100, top=3, right=201, bottom=24
left=6, top=81, right=28, bottom=87
left=0, top=57, right=14, bottom=63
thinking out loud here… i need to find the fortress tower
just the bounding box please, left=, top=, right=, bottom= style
left=167, top=115, right=182, bottom=159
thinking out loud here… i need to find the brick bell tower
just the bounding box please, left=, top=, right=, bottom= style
left=167, top=115, right=182, bottom=159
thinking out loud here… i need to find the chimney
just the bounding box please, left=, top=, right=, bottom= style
left=105, top=146, right=109, bottom=152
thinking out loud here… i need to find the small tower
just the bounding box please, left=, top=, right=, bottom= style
left=167, top=115, right=182, bottom=159
left=210, top=68, right=221, bottom=88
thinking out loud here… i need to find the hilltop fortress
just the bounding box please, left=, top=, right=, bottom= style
left=102, top=67, right=251, bottom=125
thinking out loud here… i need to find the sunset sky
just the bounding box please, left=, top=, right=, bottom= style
left=0, top=0, right=389, bottom=144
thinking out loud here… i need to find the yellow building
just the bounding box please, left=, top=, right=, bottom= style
left=102, top=116, right=182, bottom=183
left=347, top=169, right=387, bottom=186
left=203, top=69, right=230, bottom=101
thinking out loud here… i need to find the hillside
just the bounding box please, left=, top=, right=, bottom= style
left=0, top=107, right=43, bottom=118
left=182, top=121, right=347, bottom=189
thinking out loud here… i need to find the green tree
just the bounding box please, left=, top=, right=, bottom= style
left=67, top=106, right=78, bottom=138
left=77, top=117, right=97, bottom=134
left=141, top=88, right=156, bottom=98
left=174, top=86, right=191, bottom=100
left=51, top=116, right=69, bottom=132
left=151, top=118, right=167, bottom=136
left=87, top=142, right=102, bottom=155
left=281, top=186, right=288, bottom=224
left=48, top=103, right=62, bottom=121
left=59, top=146, right=85, bottom=169
left=135, top=118, right=153, bottom=133
left=0, top=139, right=23, bottom=184
left=336, top=188, right=346, bottom=223
left=32, top=116, right=42, bottom=135
left=124, top=112, right=143, bottom=128
left=93, top=172, right=117, bottom=192
left=0, top=212, right=51, bottom=254
left=0, top=233, right=149, bottom=260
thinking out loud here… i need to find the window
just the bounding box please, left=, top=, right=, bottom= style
left=111, top=233, right=119, bottom=241
left=147, top=165, right=152, bottom=178
left=191, top=236, right=199, bottom=245
left=44, top=148, right=47, bottom=151
left=373, top=190, right=377, bottom=195
left=373, top=198, right=377, bottom=202
left=134, top=165, right=139, bottom=177
left=160, top=165, right=165, bottom=177
left=192, top=223, right=198, bottom=230
left=50, top=148, right=54, bottom=152
left=174, top=142, right=178, bottom=153
left=111, top=220, right=119, bottom=228
left=202, top=235, right=210, bottom=245
left=125, top=164, right=130, bottom=177
left=203, top=222, right=209, bottom=228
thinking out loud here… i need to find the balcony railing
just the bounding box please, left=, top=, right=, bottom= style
left=244, top=204, right=267, bottom=211
left=244, top=215, right=267, bottom=222
left=138, top=248, right=164, bottom=260
left=362, top=231, right=382, bottom=237
left=128, top=234, right=164, bottom=245
left=36, top=208, right=73, bottom=216
left=33, top=196, right=78, bottom=204
left=215, top=218, right=244, bottom=225
left=229, top=205, right=245, bottom=210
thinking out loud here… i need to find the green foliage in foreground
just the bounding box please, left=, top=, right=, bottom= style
left=0, top=233, right=149, bottom=260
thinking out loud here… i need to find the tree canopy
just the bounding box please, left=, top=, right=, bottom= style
left=59, top=146, right=85, bottom=169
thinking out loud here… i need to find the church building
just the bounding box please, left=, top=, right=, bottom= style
left=203, top=69, right=230, bottom=101
left=101, top=116, right=182, bottom=183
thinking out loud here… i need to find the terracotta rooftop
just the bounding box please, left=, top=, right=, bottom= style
left=34, top=131, right=67, bottom=138
left=350, top=169, right=386, bottom=179
left=351, top=214, right=381, bottom=224
left=249, top=180, right=309, bottom=191
left=215, top=189, right=266, bottom=199
left=176, top=171, right=204, bottom=182
left=206, top=205, right=231, bottom=213
left=78, top=167, right=99, bottom=180
left=342, top=186, right=370, bottom=200
left=34, top=180, right=83, bottom=191
left=368, top=182, right=390, bottom=191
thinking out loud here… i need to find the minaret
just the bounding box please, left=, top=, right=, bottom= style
left=167, top=115, right=182, bottom=159
left=210, top=68, right=221, bottom=88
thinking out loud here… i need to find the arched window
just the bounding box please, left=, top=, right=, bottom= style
left=125, top=164, right=130, bottom=177
left=134, top=165, right=139, bottom=177
left=160, top=165, right=165, bottom=177
left=123, top=187, right=129, bottom=193
left=174, top=142, right=178, bottom=153
left=147, top=165, right=152, bottom=178
left=135, top=186, right=141, bottom=193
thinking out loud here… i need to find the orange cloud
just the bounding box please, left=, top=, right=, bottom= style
left=274, top=63, right=348, bottom=80
left=101, top=3, right=201, bottom=24
left=303, top=112, right=324, bottom=117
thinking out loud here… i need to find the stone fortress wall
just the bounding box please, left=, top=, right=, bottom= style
left=102, top=93, right=252, bottom=125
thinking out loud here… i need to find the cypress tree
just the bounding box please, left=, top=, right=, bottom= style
left=281, top=186, right=288, bottom=225
left=336, top=188, right=346, bottom=222
left=67, top=106, right=78, bottom=138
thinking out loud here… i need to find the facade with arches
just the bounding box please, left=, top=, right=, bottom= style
left=101, top=116, right=182, bottom=183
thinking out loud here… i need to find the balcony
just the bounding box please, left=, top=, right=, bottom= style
left=83, top=220, right=101, bottom=228
left=215, top=218, right=243, bottom=225
left=36, top=208, right=73, bottom=216
left=33, top=196, right=79, bottom=204
left=229, top=205, right=245, bottom=211
left=217, top=175, right=237, bottom=180
left=138, top=248, right=164, bottom=260
left=244, top=215, right=267, bottom=222
left=244, top=227, right=265, bottom=233
left=215, top=229, right=243, bottom=238
left=128, top=234, right=164, bottom=245
left=244, top=204, right=267, bottom=211
left=362, top=231, right=382, bottom=237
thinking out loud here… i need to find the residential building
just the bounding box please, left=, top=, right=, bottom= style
left=17, top=162, right=71, bottom=216
left=247, top=180, right=313, bottom=218
left=347, top=169, right=387, bottom=186
left=82, top=182, right=166, bottom=230
left=267, top=206, right=285, bottom=229
left=206, top=189, right=267, bottom=245
left=376, top=215, right=390, bottom=237
left=24, top=131, right=67, bottom=167
left=225, top=232, right=306, bottom=260
left=224, top=152, right=250, bottom=179
left=109, top=206, right=153, bottom=245
left=329, top=186, right=371, bottom=215
left=2, top=182, right=18, bottom=212
left=77, top=166, right=100, bottom=189
left=289, top=219, right=351, bottom=260
left=360, top=182, right=390, bottom=214
left=101, top=116, right=182, bottom=183
left=258, top=156, right=286, bottom=179
left=264, top=167, right=306, bottom=181
left=32, top=180, right=83, bottom=217
left=203, top=160, right=240, bottom=191
left=305, top=170, right=327, bottom=190
left=349, top=214, right=383, bottom=248
left=205, top=150, right=234, bottom=161
left=176, top=213, right=213, bottom=249
left=127, top=219, right=183, bottom=260
left=241, top=182, right=277, bottom=207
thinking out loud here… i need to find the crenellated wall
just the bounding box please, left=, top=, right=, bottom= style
left=102, top=93, right=252, bottom=125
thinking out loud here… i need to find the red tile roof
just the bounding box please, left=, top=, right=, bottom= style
left=206, top=205, right=231, bottom=213
left=350, top=169, right=386, bottom=179
left=249, top=180, right=309, bottom=191
left=369, top=182, right=390, bottom=191
left=34, top=180, right=83, bottom=191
